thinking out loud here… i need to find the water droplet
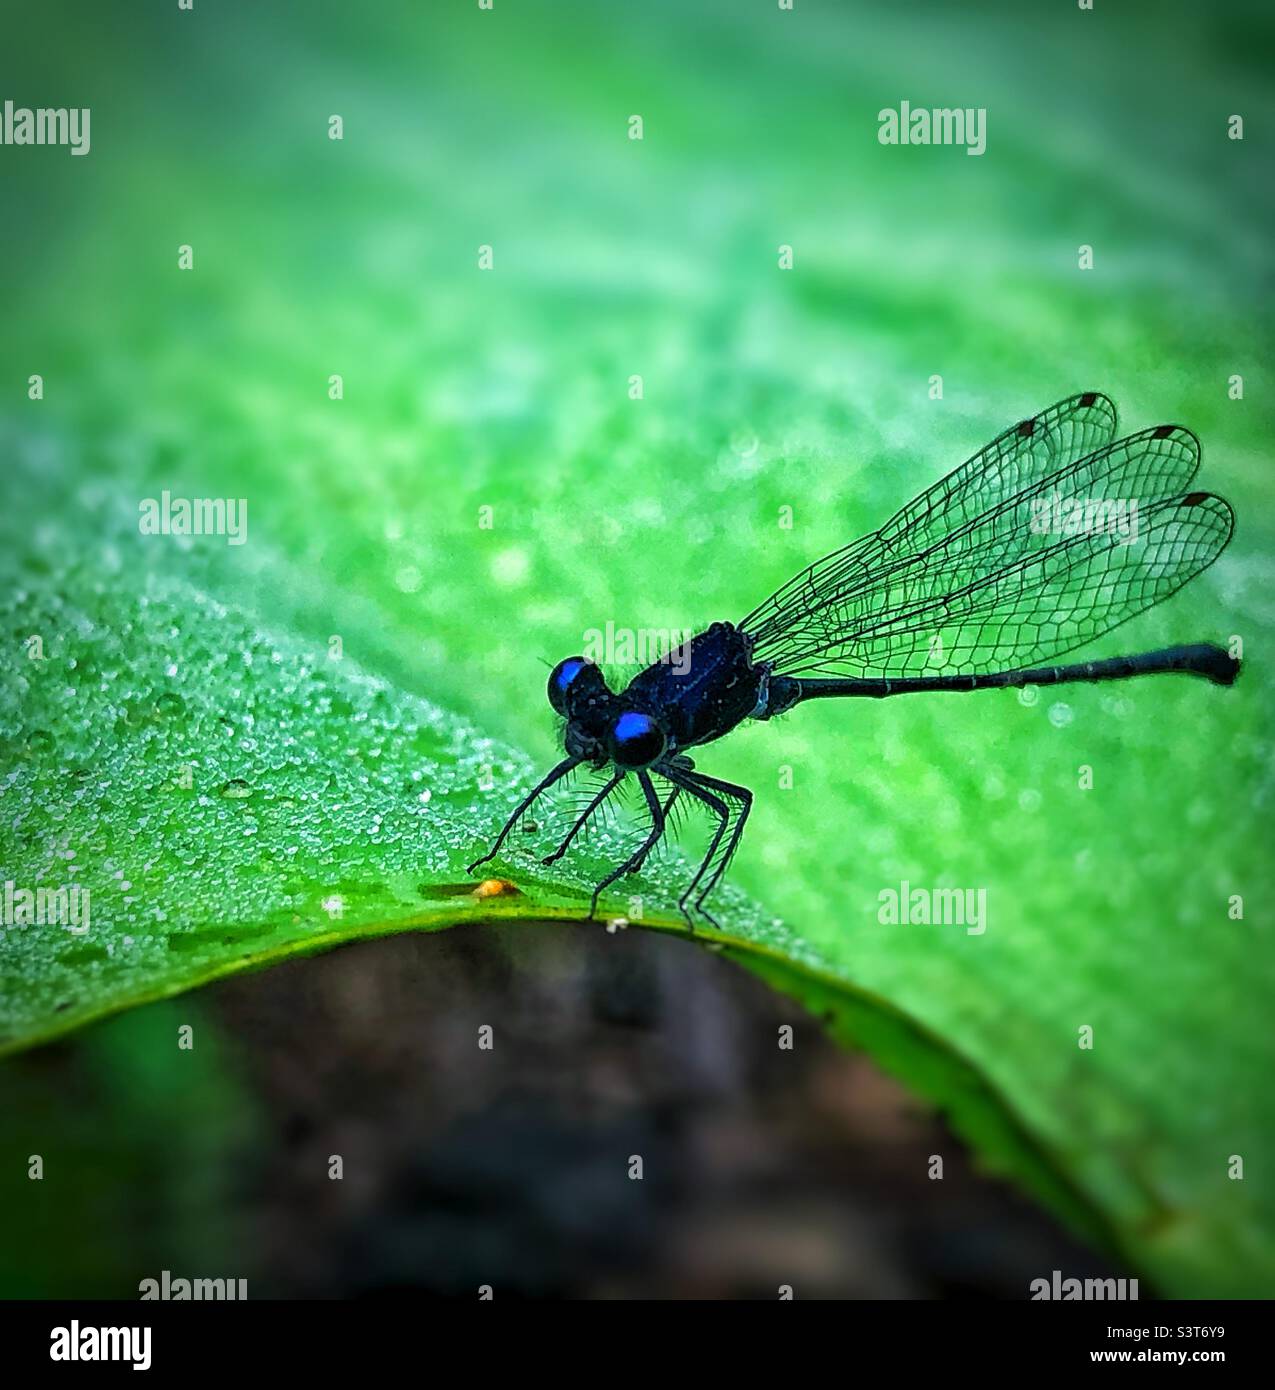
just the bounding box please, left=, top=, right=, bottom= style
left=1048, top=702, right=1073, bottom=728
left=218, top=778, right=254, bottom=800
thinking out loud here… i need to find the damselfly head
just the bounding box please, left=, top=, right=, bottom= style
left=547, top=655, right=608, bottom=715
left=549, top=656, right=615, bottom=765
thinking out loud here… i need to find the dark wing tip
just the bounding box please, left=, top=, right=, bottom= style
left=1132, top=421, right=1202, bottom=470
left=1178, top=488, right=1234, bottom=531
left=1040, top=389, right=1119, bottom=437
left=1066, top=388, right=1116, bottom=414
left=1169, top=489, right=1236, bottom=559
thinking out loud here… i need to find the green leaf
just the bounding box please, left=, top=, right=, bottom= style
left=2, top=0, right=1272, bottom=1302
left=1, top=470, right=1267, bottom=1296
left=1, top=531, right=1122, bottom=1267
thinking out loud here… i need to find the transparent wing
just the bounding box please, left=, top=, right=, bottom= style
left=741, top=391, right=1119, bottom=641
left=745, top=417, right=1234, bottom=679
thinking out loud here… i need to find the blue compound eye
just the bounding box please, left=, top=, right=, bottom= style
left=547, top=657, right=590, bottom=715
left=608, top=711, right=666, bottom=769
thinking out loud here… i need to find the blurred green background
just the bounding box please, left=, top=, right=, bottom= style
left=1, top=0, right=1272, bottom=1296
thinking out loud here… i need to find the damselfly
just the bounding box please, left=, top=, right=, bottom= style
left=469, top=393, right=1238, bottom=927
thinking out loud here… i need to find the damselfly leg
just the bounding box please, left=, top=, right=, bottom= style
left=466, top=755, right=581, bottom=877
left=661, top=766, right=753, bottom=930
left=586, top=772, right=667, bottom=919
left=542, top=770, right=624, bottom=865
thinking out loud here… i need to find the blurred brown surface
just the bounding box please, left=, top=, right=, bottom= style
left=204, top=921, right=1124, bottom=1298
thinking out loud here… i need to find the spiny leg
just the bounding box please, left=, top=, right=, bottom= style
left=542, top=770, right=624, bottom=865
left=587, top=772, right=666, bottom=921
left=628, top=755, right=692, bottom=875
left=677, top=778, right=747, bottom=930
left=660, top=768, right=731, bottom=932
left=681, top=771, right=753, bottom=928
left=626, top=784, right=680, bottom=874
left=466, top=756, right=581, bottom=876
